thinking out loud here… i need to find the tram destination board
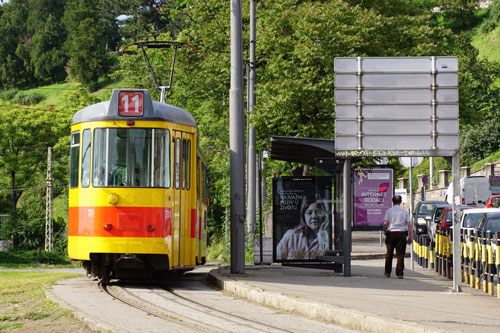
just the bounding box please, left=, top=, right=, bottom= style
left=334, top=56, right=459, bottom=157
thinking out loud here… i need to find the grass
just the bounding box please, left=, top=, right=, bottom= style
left=470, top=149, right=500, bottom=171
left=22, top=82, right=77, bottom=107
left=472, top=26, right=500, bottom=63
left=0, top=271, right=81, bottom=331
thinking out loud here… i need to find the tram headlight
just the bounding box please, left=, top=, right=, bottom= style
left=108, top=193, right=119, bottom=205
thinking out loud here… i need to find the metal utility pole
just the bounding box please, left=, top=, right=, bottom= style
left=45, top=147, right=53, bottom=252
left=409, top=157, right=414, bottom=270
left=246, top=0, right=257, bottom=239
left=230, top=0, right=245, bottom=274
left=430, top=157, right=434, bottom=188
left=452, top=152, right=462, bottom=292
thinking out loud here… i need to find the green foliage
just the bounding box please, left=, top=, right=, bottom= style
left=0, top=249, right=70, bottom=265
left=63, top=0, right=112, bottom=89
left=0, top=0, right=30, bottom=88
left=114, top=0, right=181, bottom=40
left=206, top=238, right=224, bottom=262
left=0, top=88, right=18, bottom=101
left=12, top=92, right=45, bottom=105
left=9, top=188, right=67, bottom=251
left=480, top=0, right=500, bottom=33
left=0, top=100, right=72, bottom=233
left=460, top=121, right=500, bottom=166
left=455, top=33, right=500, bottom=123
left=434, top=0, right=480, bottom=31
left=28, top=0, right=68, bottom=83
left=470, top=149, right=500, bottom=170
left=254, top=0, right=453, bottom=167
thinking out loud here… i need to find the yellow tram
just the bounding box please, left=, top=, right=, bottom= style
left=68, top=89, right=208, bottom=282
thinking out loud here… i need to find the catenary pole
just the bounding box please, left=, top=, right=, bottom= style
left=45, top=147, right=53, bottom=252
left=230, top=0, right=246, bottom=274
left=246, top=0, right=257, bottom=238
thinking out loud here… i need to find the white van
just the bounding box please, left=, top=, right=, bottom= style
left=446, top=176, right=491, bottom=206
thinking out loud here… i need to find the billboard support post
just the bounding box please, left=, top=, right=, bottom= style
left=410, top=159, right=414, bottom=270
left=343, top=159, right=352, bottom=277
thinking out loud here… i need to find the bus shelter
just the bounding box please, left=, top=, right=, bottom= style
left=269, top=135, right=353, bottom=276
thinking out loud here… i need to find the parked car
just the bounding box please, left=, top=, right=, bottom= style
left=460, top=208, right=500, bottom=233
left=426, top=203, right=451, bottom=242
left=475, top=211, right=500, bottom=234
left=485, top=195, right=500, bottom=208
left=412, top=200, right=448, bottom=235
left=439, top=205, right=473, bottom=228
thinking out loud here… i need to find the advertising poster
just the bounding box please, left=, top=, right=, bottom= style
left=273, top=176, right=332, bottom=262
left=354, top=169, right=393, bottom=227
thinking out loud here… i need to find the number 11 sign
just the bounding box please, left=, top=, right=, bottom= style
left=119, top=91, right=143, bottom=116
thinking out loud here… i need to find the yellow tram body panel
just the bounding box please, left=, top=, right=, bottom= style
left=68, top=236, right=169, bottom=260
left=69, top=112, right=200, bottom=270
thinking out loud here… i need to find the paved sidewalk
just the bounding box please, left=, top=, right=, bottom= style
left=209, top=231, right=500, bottom=333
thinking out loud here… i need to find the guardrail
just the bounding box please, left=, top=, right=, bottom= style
left=412, top=228, right=500, bottom=299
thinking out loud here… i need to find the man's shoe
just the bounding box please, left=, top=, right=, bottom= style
left=397, top=275, right=404, bottom=279
left=384, top=272, right=390, bottom=278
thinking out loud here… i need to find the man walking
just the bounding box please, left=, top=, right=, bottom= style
left=382, top=195, right=412, bottom=279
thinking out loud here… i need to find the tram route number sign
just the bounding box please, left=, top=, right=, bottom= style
left=119, top=91, right=144, bottom=116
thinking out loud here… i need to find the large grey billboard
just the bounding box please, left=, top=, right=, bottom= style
left=334, top=57, right=459, bottom=157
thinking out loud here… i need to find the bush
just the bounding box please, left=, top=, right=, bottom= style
left=0, top=88, right=19, bottom=101
left=0, top=249, right=70, bottom=265
left=13, top=92, right=45, bottom=105
left=460, top=122, right=500, bottom=166
left=480, top=0, right=500, bottom=33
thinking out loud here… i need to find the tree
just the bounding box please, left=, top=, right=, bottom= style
left=454, top=33, right=500, bottom=123
left=28, top=0, right=68, bottom=83
left=0, top=0, right=30, bottom=88
left=114, top=0, right=458, bottom=238
left=111, top=0, right=183, bottom=41
left=0, top=102, right=70, bottom=241
left=63, top=0, right=110, bottom=88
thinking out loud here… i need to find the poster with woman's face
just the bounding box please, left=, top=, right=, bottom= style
left=273, top=176, right=332, bottom=262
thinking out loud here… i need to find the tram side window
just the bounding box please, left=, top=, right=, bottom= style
left=81, top=129, right=91, bottom=188
left=175, top=138, right=181, bottom=189
left=186, top=140, right=191, bottom=190
left=93, top=129, right=107, bottom=187
left=154, top=129, right=170, bottom=188
left=196, top=156, right=200, bottom=200
left=202, top=163, right=207, bottom=202
left=69, top=131, right=80, bottom=188
left=181, top=139, right=191, bottom=190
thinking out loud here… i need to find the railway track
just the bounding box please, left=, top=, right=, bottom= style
left=100, top=276, right=294, bottom=333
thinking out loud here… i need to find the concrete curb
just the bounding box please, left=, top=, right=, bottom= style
left=46, top=285, right=116, bottom=333
left=208, top=267, right=446, bottom=333
left=352, top=253, right=411, bottom=260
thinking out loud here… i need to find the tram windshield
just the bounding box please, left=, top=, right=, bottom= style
left=92, top=128, right=170, bottom=187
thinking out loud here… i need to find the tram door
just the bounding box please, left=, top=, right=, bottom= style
left=172, top=131, right=192, bottom=268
